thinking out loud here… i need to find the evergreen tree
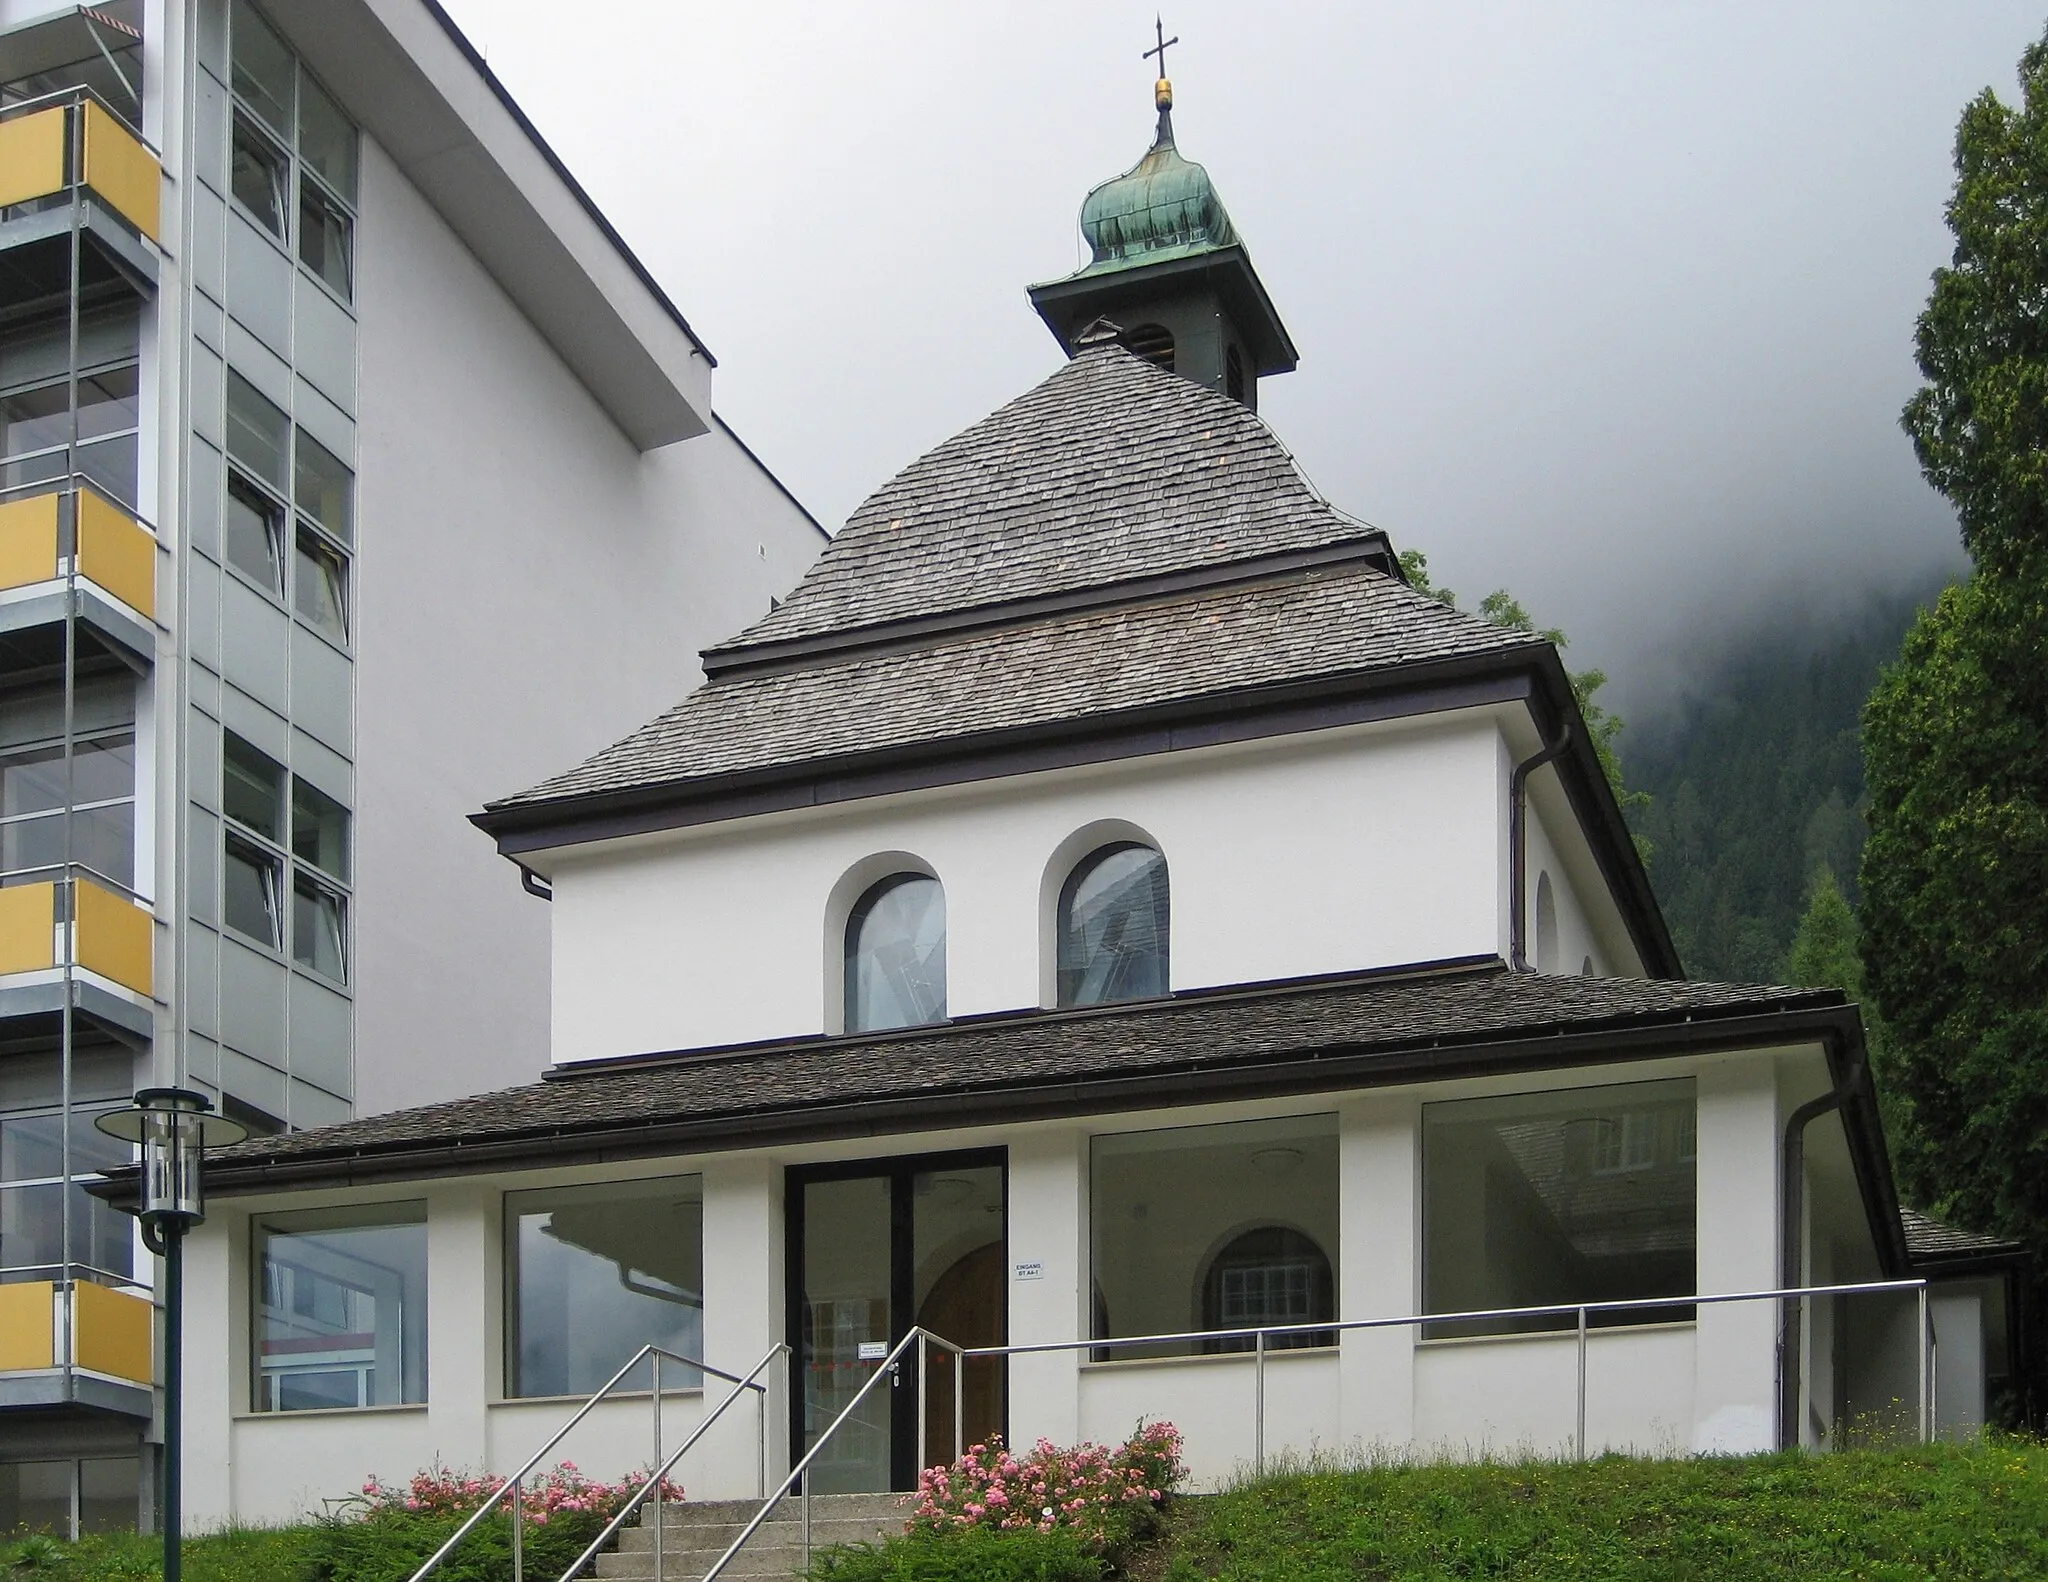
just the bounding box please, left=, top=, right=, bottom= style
left=1786, top=867, right=1862, bottom=996
left=1864, top=23, right=2048, bottom=1409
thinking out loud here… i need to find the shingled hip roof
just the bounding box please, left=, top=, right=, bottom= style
left=485, top=345, right=1527, bottom=820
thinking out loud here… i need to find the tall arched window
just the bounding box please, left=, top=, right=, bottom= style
left=1535, top=871, right=1559, bottom=974
left=1056, top=843, right=1169, bottom=1007
left=1200, top=1226, right=1334, bottom=1351
left=844, top=873, right=947, bottom=1032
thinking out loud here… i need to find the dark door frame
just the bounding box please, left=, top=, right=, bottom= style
left=785, top=1147, right=1008, bottom=1492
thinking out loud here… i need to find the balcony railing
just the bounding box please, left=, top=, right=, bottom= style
left=0, top=870, right=153, bottom=998
left=0, top=1277, right=154, bottom=1386
left=0, top=86, right=160, bottom=243
left=0, top=476, right=157, bottom=623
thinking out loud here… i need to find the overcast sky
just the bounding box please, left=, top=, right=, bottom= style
left=438, top=1, right=2043, bottom=709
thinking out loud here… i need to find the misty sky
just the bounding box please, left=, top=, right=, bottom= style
left=438, top=1, right=2044, bottom=709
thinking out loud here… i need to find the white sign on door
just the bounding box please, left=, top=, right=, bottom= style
left=1013, top=1260, right=1044, bottom=1282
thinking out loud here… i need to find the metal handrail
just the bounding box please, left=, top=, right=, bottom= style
left=554, top=1342, right=786, bottom=1582
left=403, top=1343, right=772, bottom=1582
left=0, top=82, right=153, bottom=149
left=0, top=471, right=158, bottom=532
left=701, top=1325, right=968, bottom=1582
left=949, top=1276, right=1938, bottom=1469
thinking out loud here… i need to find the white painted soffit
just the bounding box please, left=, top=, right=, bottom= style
left=260, top=0, right=713, bottom=449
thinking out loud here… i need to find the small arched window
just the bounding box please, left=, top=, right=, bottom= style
left=844, top=873, right=947, bottom=1032
left=1225, top=343, right=1246, bottom=404
left=1535, top=871, right=1559, bottom=974
left=1056, top=843, right=1169, bottom=1007
left=1123, top=323, right=1175, bottom=372
left=1201, top=1226, right=1334, bottom=1351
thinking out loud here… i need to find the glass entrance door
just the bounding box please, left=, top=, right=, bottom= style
left=790, top=1152, right=1006, bottom=1492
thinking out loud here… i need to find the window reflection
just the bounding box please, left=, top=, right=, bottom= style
left=255, top=1203, right=428, bottom=1411
left=844, top=873, right=946, bottom=1032
left=1057, top=843, right=1169, bottom=1007
left=508, top=1177, right=704, bottom=1397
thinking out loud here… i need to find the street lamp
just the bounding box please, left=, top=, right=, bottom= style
left=96, top=1089, right=245, bottom=1582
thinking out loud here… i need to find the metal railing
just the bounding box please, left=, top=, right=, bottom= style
left=403, top=1341, right=783, bottom=1582
left=950, top=1276, right=1937, bottom=1473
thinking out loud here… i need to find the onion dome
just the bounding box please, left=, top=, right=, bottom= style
left=1075, top=82, right=1240, bottom=276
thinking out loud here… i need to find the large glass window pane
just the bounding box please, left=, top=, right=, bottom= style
left=0, top=1182, right=64, bottom=1272
left=844, top=874, right=946, bottom=1032
left=0, top=810, right=64, bottom=876
left=69, top=802, right=134, bottom=888
left=1090, top=1114, right=1338, bottom=1359
left=229, top=0, right=294, bottom=136
left=75, top=364, right=140, bottom=441
left=0, top=1113, right=63, bottom=1181
left=292, top=431, right=351, bottom=543
left=229, top=111, right=290, bottom=239
left=0, top=379, right=70, bottom=458
left=0, top=1461, right=72, bottom=1538
left=224, top=373, right=289, bottom=491
left=298, top=77, right=358, bottom=204
left=223, top=832, right=282, bottom=949
left=293, top=529, right=347, bottom=641
left=507, top=1177, right=704, bottom=1398
left=1056, top=843, right=1170, bottom=1006
left=291, top=874, right=345, bottom=981
left=1422, top=1079, right=1697, bottom=1338
left=1, top=735, right=136, bottom=818
left=298, top=184, right=353, bottom=300
left=254, top=1202, right=428, bottom=1411
left=291, top=778, right=348, bottom=880
left=223, top=734, right=284, bottom=841
left=225, top=471, right=285, bottom=593
left=71, top=1186, right=132, bottom=1279
left=76, top=432, right=138, bottom=507
left=799, top=1174, right=893, bottom=1493
left=77, top=1458, right=139, bottom=1535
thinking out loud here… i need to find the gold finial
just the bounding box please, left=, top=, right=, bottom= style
left=1145, top=17, right=1178, bottom=110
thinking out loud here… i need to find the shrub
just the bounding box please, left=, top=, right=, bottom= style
left=908, top=1421, right=1184, bottom=1552
left=807, top=1525, right=1106, bottom=1582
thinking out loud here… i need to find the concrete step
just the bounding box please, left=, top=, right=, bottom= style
left=593, top=1492, right=911, bottom=1581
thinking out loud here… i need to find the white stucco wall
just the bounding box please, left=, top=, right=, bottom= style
left=545, top=714, right=1546, bottom=1063
left=181, top=1044, right=1871, bottom=1525
left=349, top=140, right=820, bottom=1111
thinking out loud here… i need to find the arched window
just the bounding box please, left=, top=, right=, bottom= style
left=1535, top=870, right=1559, bottom=974
left=1056, top=843, right=1169, bottom=1007
left=1200, top=1226, right=1334, bottom=1351
left=1123, top=322, right=1175, bottom=372
left=1225, top=343, right=1246, bottom=404
left=844, top=873, right=946, bottom=1032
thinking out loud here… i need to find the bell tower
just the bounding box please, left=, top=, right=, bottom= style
left=1027, top=31, right=1297, bottom=409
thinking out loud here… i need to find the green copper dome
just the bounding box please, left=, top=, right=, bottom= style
left=1074, top=103, right=1238, bottom=276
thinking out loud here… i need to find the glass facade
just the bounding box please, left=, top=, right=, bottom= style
left=254, top=1203, right=428, bottom=1411
left=1090, top=1114, right=1339, bottom=1358
left=1422, top=1079, right=1697, bottom=1337
left=221, top=732, right=350, bottom=982
left=507, top=1177, right=704, bottom=1397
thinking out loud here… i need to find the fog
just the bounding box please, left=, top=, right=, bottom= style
left=437, top=1, right=2041, bottom=711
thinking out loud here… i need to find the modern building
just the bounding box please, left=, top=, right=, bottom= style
left=146, top=75, right=2021, bottom=1538
left=0, top=0, right=822, bottom=1535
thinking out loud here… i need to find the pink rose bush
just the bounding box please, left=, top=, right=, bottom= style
left=908, top=1421, right=1185, bottom=1549
left=356, top=1460, right=684, bottom=1527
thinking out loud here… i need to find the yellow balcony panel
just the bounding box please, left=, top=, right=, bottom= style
left=73, top=1280, right=153, bottom=1384
left=0, top=1282, right=57, bottom=1372
left=0, top=882, right=59, bottom=977
left=73, top=878, right=151, bottom=996
left=81, top=101, right=159, bottom=243
left=76, top=487, right=155, bottom=620
left=0, top=106, right=66, bottom=211
left=0, top=490, right=61, bottom=593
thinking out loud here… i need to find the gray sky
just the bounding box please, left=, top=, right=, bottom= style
left=439, top=1, right=2043, bottom=709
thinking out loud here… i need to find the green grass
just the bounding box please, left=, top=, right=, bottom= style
left=1152, top=1439, right=2048, bottom=1582
left=0, top=1525, right=318, bottom=1581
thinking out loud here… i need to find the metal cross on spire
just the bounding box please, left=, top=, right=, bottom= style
left=1144, top=16, right=1178, bottom=83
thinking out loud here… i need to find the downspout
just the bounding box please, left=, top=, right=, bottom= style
left=1778, top=1060, right=1866, bottom=1448
left=1507, top=726, right=1571, bottom=971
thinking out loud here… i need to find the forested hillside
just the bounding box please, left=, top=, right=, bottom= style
left=1625, top=582, right=1944, bottom=984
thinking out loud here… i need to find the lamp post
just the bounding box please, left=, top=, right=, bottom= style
left=96, top=1089, right=245, bottom=1582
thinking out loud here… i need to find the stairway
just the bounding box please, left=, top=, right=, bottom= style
left=594, top=1492, right=911, bottom=1582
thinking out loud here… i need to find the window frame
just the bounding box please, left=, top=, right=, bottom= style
left=217, top=393, right=355, bottom=648
left=220, top=731, right=352, bottom=983
left=0, top=673, right=139, bottom=890
left=250, top=1200, right=429, bottom=1413
left=0, top=1095, right=136, bottom=1283
left=1054, top=840, right=1170, bottom=1008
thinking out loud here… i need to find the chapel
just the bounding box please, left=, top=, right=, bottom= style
left=125, top=66, right=2021, bottom=1525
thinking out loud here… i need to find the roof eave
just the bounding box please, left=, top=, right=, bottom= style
left=1028, top=245, right=1299, bottom=375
